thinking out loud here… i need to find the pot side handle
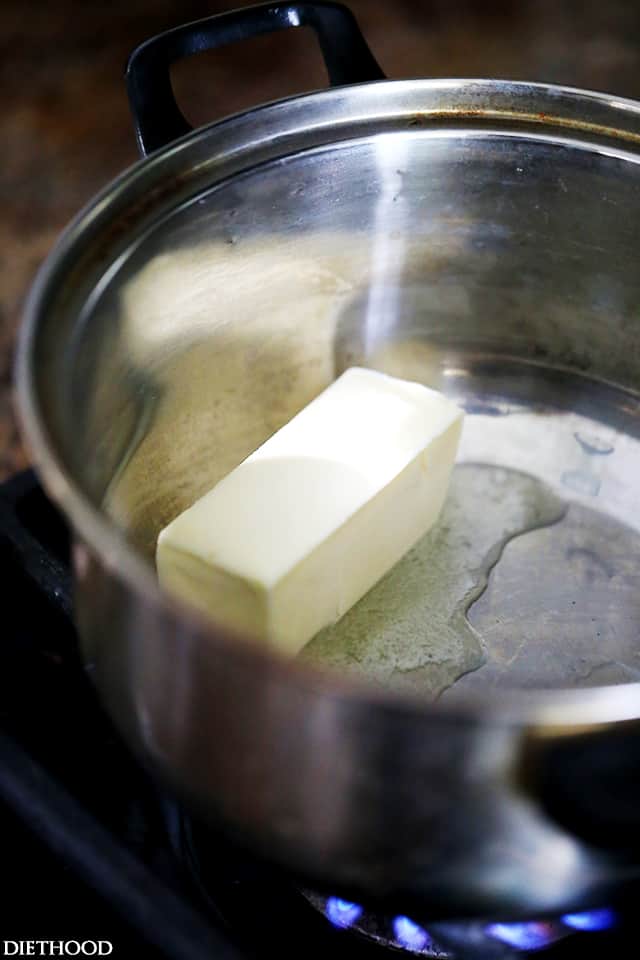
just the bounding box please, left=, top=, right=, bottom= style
left=519, top=718, right=640, bottom=853
left=125, top=1, right=385, bottom=157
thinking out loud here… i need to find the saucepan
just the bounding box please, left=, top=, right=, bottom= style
left=15, top=0, right=640, bottom=922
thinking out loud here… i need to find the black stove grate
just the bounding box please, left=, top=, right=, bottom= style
left=0, top=472, right=235, bottom=956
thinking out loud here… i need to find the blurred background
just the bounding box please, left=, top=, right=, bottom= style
left=3, top=0, right=640, bottom=480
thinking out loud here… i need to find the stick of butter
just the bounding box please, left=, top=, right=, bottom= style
left=157, top=367, right=463, bottom=654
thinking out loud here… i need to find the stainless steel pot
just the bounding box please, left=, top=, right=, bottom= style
left=16, top=1, right=640, bottom=922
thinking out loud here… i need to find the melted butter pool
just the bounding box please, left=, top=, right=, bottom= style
left=302, top=464, right=567, bottom=697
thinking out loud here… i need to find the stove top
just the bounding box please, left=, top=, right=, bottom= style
left=0, top=470, right=633, bottom=958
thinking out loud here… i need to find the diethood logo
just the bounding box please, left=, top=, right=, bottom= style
left=3, top=945, right=113, bottom=956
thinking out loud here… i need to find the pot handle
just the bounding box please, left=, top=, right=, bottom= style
left=521, top=719, right=640, bottom=853
left=126, top=1, right=385, bottom=157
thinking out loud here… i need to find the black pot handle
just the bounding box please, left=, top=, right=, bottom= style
left=126, top=1, right=385, bottom=157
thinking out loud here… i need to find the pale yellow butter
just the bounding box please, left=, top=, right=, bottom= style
left=157, top=368, right=463, bottom=653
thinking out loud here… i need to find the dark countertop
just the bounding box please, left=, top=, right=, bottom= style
left=3, top=0, right=640, bottom=480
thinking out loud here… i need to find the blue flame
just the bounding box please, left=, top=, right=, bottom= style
left=325, top=897, right=363, bottom=929
left=486, top=921, right=560, bottom=951
left=561, top=908, right=616, bottom=932
left=392, top=915, right=432, bottom=951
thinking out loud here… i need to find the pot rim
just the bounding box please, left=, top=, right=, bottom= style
left=15, top=76, right=640, bottom=729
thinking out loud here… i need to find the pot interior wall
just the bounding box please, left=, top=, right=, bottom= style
left=33, top=127, right=640, bottom=690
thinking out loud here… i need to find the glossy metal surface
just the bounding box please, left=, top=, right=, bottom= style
left=16, top=79, right=640, bottom=917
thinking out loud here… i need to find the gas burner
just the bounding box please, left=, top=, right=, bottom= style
left=303, top=891, right=449, bottom=956
left=172, top=804, right=620, bottom=960
left=301, top=892, right=617, bottom=958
